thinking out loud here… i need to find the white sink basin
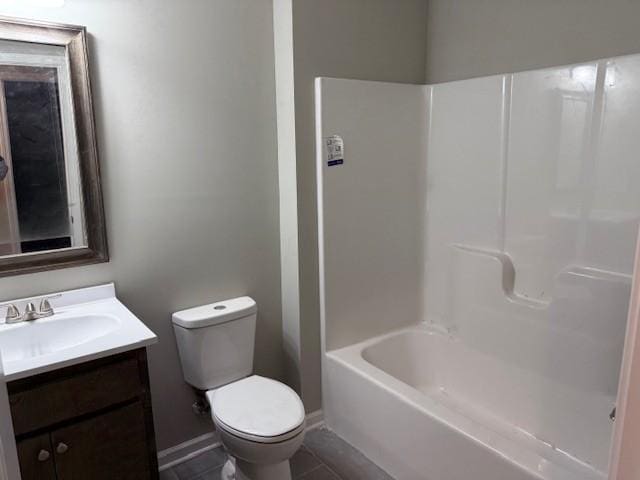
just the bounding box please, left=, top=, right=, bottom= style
left=0, top=314, right=121, bottom=363
left=0, top=284, right=157, bottom=381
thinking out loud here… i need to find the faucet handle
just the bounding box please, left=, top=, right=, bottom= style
left=39, top=298, right=54, bottom=316
left=19, top=302, right=39, bottom=321
left=5, top=304, right=20, bottom=323
left=38, top=294, right=60, bottom=317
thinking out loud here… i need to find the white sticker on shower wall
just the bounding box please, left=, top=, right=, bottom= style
left=325, top=135, right=344, bottom=167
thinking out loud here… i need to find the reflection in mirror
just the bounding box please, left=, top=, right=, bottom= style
left=0, top=40, right=85, bottom=257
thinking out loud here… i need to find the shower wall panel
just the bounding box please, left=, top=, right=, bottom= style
left=316, top=78, right=428, bottom=351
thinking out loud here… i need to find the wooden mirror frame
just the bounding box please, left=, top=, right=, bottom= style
left=0, top=17, right=108, bottom=277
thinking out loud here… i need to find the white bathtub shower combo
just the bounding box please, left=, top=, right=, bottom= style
left=316, top=55, right=640, bottom=480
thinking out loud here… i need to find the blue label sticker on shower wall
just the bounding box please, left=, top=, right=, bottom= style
left=325, top=135, right=344, bottom=167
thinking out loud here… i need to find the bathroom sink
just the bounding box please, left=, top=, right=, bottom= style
left=0, top=284, right=157, bottom=380
left=0, top=314, right=121, bottom=363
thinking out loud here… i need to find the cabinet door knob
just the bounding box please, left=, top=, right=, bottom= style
left=37, top=450, right=50, bottom=462
left=56, top=442, right=69, bottom=454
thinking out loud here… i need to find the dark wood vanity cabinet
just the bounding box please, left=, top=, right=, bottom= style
left=8, top=349, right=159, bottom=480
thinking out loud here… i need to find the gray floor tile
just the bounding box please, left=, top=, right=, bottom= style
left=291, top=446, right=323, bottom=478
left=304, top=428, right=393, bottom=480
left=159, top=468, right=180, bottom=480
left=193, top=464, right=223, bottom=479
left=173, top=447, right=227, bottom=479
left=168, top=427, right=393, bottom=480
left=298, top=465, right=341, bottom=480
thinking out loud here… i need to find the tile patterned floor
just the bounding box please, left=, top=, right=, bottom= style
left=159, top=427, right=394, bottom=480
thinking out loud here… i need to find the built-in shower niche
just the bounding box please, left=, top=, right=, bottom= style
left=317, top=53, right=640, bottom=480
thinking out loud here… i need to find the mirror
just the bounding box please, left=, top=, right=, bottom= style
left=0, top=17, right=107, bottom=276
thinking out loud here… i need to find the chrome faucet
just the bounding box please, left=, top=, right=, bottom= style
left=3, top=295, right=60, bottom=324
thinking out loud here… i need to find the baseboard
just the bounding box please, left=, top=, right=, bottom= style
left=157, top=432, right=221, bottom=471
left=305, top=409, right=324, bottom=430
left=157, top=410, right=324, bottom=471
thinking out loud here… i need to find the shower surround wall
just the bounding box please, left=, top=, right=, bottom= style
left=317, top=54, right=640, bottom=480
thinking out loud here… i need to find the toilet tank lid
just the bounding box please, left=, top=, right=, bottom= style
left=172, top=296, right=257, bottom=329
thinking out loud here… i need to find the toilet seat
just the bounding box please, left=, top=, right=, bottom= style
left=207, top=375, right=305, bottom=444
left=215, top=416, right=305, bottom=444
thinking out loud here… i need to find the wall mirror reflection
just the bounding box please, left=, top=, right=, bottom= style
left=0, top=18, right=107, bottom=276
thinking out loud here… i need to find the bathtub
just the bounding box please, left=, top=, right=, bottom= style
left=322, top=323, right=611, bottom=480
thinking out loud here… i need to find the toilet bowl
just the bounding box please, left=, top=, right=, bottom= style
left=208, top=375, right=305, bottom=480
left=172, top=297, right=305, bottom=480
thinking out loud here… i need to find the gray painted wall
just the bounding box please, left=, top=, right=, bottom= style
left=291, top=0, right=429, bottom=411
left=425, top=0, right=640, bottom=83
left=0, top=0, right=282, bottom=451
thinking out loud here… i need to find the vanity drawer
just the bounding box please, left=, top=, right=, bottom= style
left=8, top=350, right=145, bottom=436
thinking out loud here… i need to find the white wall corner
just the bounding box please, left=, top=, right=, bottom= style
left=273, top=0, right=303, bottom=395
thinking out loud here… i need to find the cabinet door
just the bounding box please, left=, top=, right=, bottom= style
left=52, top=401, right=153, bottom=480
left=16, top=432, right=56, bottom=480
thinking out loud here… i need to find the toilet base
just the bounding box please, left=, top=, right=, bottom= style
left=221, top=458, right=235, bottom=480
left=220, top=456, right=292, bottom=480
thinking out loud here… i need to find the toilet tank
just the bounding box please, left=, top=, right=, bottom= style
left=172, top=296, right=257, bottom=390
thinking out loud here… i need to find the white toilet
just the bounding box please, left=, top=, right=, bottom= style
left=172, top=296, right=305, bottom=480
